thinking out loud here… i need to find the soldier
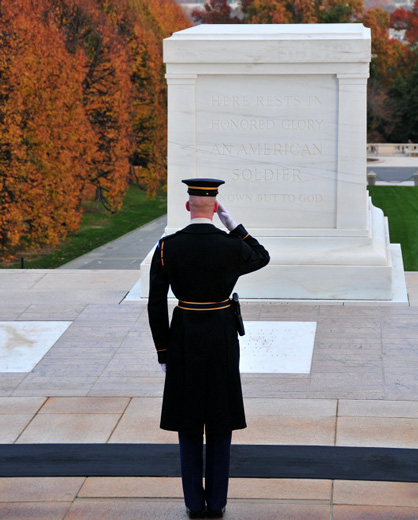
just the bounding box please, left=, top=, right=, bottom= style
left=148, top=178, right=270, bottom=519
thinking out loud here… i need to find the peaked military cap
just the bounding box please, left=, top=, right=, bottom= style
left=182, top=178, right=225, bottom=197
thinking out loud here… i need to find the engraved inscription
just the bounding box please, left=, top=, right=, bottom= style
left=219, top=193, right=323, bottom=204
left=231, top=168, right=303, bottom=182
left=210, top=95, right=322, bottom=107
left=210, top=119, right=323, bottom=131
left=196, top=75, right=337, bottom=228
left=211, top=119, right=274, bottom=131
left=210, top=143, right=322, bottom=156
left=255, top=193, right=324, bottom=203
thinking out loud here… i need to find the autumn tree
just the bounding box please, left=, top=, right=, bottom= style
left=1, top=0, right=188, bottom=260
left=292, top=0, right=317, bottom=23
left=43, top=0, right=134, bottom=213
left=50, top=0, right=190, bottom=199
left=243, top=0, right=293, bottom=23
left=124, top=0, right=191, bottom=196
left=391, top=0, right=418, bottom=44
left=362, top=7, right=410, bottom=82
left=74, top=0, right=191, bottom=197
left=191, top=0, right=240, bottom=24
left=0, top=0, right=95, bottom=257
left=241, top=0, right=364, bottom=24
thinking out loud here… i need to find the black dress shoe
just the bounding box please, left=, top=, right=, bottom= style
left=206, top=508, right=225, bottom=518
left=187, top=508, right=207, bottom=519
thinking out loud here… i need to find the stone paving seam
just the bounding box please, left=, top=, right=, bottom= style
left=106, top=397, right=134, bottom=443
left=15, top=304, right=32, bottom=321
left=73, top=478, right=88, bottom=506
left=12, top=409, right=43, bottom=445
left=334, top=399, right=340, bottom=447
left=32, top=397, right=49, bottom=420
left=330, top=480, right=336, bottom=520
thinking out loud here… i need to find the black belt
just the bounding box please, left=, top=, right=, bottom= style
left=178, top=299, right=231, bottom=311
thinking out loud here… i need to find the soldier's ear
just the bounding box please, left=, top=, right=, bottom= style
left=186, top=201, right=190, bottom=212
left=214, top=201, right=219, bottom=213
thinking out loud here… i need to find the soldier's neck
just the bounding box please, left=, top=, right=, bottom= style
left=190, top=217, right=213, bottom=225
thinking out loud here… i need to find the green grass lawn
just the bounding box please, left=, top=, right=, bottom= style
left=368, top=186, right=418, bottom=271
left=1, top=185, right=167, bottom=269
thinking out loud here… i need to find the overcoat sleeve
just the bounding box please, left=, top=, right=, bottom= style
left=147, top=241, right=170, bottom=364
left=230, top=224, right=270, bottom=275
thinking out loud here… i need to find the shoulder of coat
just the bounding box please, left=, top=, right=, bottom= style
left=157, top=232, right=177, bottom=248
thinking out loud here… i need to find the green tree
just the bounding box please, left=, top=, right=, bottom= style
left=388, top=62, right=418, bottom=142
left=318, top=0, right=364, bottom=23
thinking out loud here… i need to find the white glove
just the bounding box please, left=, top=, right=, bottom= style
left=217, top=202, right=237, bottom=231
left=160, top=363, right=167, bottom=373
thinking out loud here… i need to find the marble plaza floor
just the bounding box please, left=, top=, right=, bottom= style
left=1, top=268, right=418, bottom=519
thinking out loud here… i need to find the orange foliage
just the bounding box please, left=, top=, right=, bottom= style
left=0, top=0, right=94, bottom=255
left=391, top=0, right=418, bottom=44
left=77, top=0, right=190, bottom=197
left=119, top=0, right=191, bottom=196
left=293, top=0, right=318, bottom=23
left=243, top=0, right=364, bottom=23
left=0, top=0, right=189, bottom=260
left=245, top=0, right=293, bottom=24
left=45, top=0, right=134, bottom=212
left=362, top=7, right=409, bottom=82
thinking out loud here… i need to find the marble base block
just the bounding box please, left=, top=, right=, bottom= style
left=136, top=194, right=406, bottom=301
left=233, top=199, right=395, bottom=300
left=135, top=245, right=406, bottom=302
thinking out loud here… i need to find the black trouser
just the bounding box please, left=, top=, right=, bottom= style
left=178, top=432, right=232, bottom=512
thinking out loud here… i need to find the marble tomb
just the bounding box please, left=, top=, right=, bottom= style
left=138, top=24, right=406, bottom=301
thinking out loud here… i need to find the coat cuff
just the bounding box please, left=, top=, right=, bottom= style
left=157, top=349, right=167, bottom=364
left=230, top=224, right=250, bottom=240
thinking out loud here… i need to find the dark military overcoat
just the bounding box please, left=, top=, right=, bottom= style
left=148, top=223, right=269, bottom=435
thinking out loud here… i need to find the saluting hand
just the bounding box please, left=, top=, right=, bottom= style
left=160, top=363, right=167, bottom=373
left=217, top=202, right=237, bottom=231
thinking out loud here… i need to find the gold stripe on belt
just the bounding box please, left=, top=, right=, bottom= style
left=178, top=299, right=230, bottom=311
